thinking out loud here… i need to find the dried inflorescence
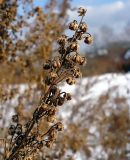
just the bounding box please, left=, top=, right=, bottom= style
left=6, top=7, right=92, bottom=160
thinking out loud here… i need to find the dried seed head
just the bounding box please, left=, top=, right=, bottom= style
left=79, top=22, right=88, bottom=32
left=69, top=20, right=78, bottom=31
left=45, top=76, right=52, bottom=85
left=66, top=77, right=75, bottom=85
left=70, top=42, right=79, bottom=51
left=48, top=108, right=57, bottom=116
left=49, top=129, right=57, bottom=139
left=66, top=77, right=72, bottom=85
left=43, top=62, right=51, bottom=70
left=53, top=59, right=61, bottom=69
left=77, top=31, right=83, bottom=40
left=58, top=97, right=65, bottom=106
left=74, top=71, right=82, bottom=78
left=53, top=99, right=59, bottom=106
left=79, top=57, right=87, bottom=65
left=58, top=47, right=66, bottom=54
left=78, top=7, right=87, bottom=16
left=8, top=125, right=15, bottom=135
left=37, top=141, right=43, bottom=149
left=15, top=134, right=25, bottom=145
left=47, top=115, right=57, bottom=123
left=12, top=114, right=19, bottom=123
left=50, top=72, right=57, bottom=79
left=15, top=127, right=22, bottom=135
left=42, top=104, right=48, bottom=110
left=50, top=85, right=58, bottom=94
left=84, top=36, right=93, bottom=44
left=17, top=124, right=22, bottom=129
left=65, top=93, right=72, bottom=100
left=46, top=141, right=53, bottom=148
left=57, top=35, right=67, bottom=45
left=38, top=106, right=46, bottom=115
left=34, top=7, right=42, bottom=13
left=56, top=122, right=64, bottom=131
left=72, top=54, right=81, bottom=64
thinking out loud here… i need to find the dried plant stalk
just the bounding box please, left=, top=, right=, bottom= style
left=6, top=7, right=93, bottom=160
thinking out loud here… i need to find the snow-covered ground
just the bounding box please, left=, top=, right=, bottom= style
left=62, top=73, right=130, bottom=102
left=60, top=73, right=130, bottom=160
left=0, top=73, right=130, bottom=159
left=60, top=73, right=130, bottom=120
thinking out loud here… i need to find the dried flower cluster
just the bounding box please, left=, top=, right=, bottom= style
left=5, top=7, right=92, bottom=160
left=0, top=0, right=17, bottom=60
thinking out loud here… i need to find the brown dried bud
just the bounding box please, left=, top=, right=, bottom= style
left=79, top=22, right=88, bottom=32
left=34, top=7, right=42, bottom=13
left=50, top=72, right=57, bottom=79
left=58, top=47, right=66, bottom=54
left=50, top=85, right=58, bottom=94
left=43, top=62, right=51, bottom=70
left=65, top=93, right=72, bottom=100
left=69, top=20, right=78, bottom=31
left=57, top=35, right=67, bottom=45
left=49, top=129, right=57, bottom=139
left=15, top=126, right=22, bottom=135
left=77, top=31, right=83, bottom=40
left=78, top=7, right=87, bottom=16
left=42, top=104, right=48, bottom=110
left=47, top=115, right=56, bottom=123
left=72, top=55, right=81, bottom=63
left=46, top=141, right=53, bottom=148
left=53, top=59, right=61, bottom=69
left=58, top=97, right=65, bottom=106
left=66, top=77, right=75, bottom=85
left=48, top=108, right=57, bottom=116
left=75, top=71, right=82, bottom=78
left=70, top=42, right=79, bottom=51
left=84, top=36, right=93, bottom=44
left=8, top=125, right=15, bottom=135
left=79, top=57, right=86, bottom=65
left=56, top=122, right=64, bottom=131
left=15, top=134, right=25, bottom=145
left=38, top=106, right=46, bottom=115
left=45, top=76, right=52, bottom=85
left=12, top=115, right=19, bottom=123
left=53, top=99, right=59, bottom=107
left=37, top=141, right=43, bottom=149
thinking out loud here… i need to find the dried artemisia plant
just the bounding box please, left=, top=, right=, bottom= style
left=6, top=7, right=93, bottom=160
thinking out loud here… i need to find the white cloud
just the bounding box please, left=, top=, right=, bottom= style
left=67, top=0, right=130, bottom=47
left=88, top=1, right=129, bottom=30
left=88, top=1, right=125, bottom=14
left=68, top=1, right=130, bottom=31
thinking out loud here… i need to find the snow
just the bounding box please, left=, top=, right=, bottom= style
left=61, top=73, right=130, bottom=107
left=60, top=73, right=130, bottom=159
left=0, top=73, right=130, bottom=159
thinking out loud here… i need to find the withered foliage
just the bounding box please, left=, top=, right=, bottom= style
left=0, top=0, right=70, bottom=84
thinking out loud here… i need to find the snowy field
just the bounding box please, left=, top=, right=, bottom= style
left=0, top=73, right=130, bottom=160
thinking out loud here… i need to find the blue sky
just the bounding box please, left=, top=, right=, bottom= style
left=72, top=0, right=122, bottom=6
left=67, top=0, right=130, bottom=44
left=21, top=0, right=130, bottom=48
left=33, top=0, right=129, bottom=6
left=32, top=0, right=130, bottom=33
